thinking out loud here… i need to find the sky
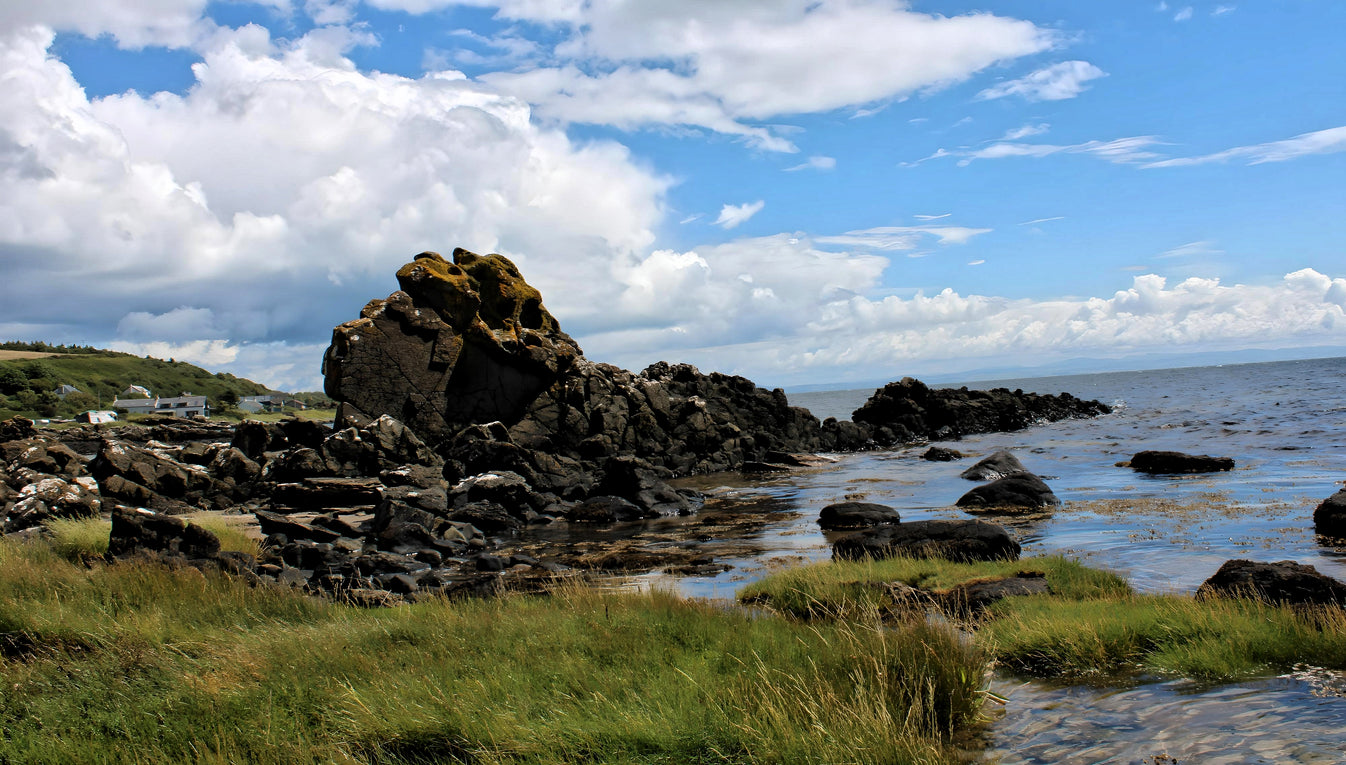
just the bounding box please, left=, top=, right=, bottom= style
left=1, top=0, right=1344, bottom=393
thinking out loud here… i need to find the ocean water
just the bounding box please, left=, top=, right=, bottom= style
left=656, top=356, right=1346, bottom=763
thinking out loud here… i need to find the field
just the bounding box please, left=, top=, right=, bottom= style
left=0, top=350, right=61, bottom=360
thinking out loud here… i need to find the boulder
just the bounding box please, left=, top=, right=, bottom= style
left=4, top=475, right=102, bottom=532
left=565, top=495, right=654, bottom=524
left=255, top=510, right=342, bottom=544
left=271, top=477, right=383, bottom=511
left=109, top=507, right=221, bottom=559
left=817, top=501, right=900, bottom=530
left=956, top=473, right=1060, bottom=512
left=90, top=440, right=211, bottom=512
left=0, top=417, right=37, bottom=443
left=1196, top=559, right=1346, bottom=607
left=1313, top=488, right=1346, bottom=538
left=939, top=573, right=1050, bottom=615
left=959, top=450, right=1027, bottom=481
left=833, top=519, right=1021, bottom=563
left=922, top=447, right=964, bottom=462
left=1129, top=450, right=1235, bottom=474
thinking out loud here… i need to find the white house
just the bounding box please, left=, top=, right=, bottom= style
left=120, top=385, right=152, bottom=399
left=112, top=395, right=209, bottom=418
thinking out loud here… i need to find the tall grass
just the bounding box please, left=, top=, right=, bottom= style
left=741, top=554, right=1346, bottom=684
left=0, top=540, right=989, bottom=764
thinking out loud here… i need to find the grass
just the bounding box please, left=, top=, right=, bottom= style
left=741, top=555, right=1346, bottom=684
left=0, top=536, right=989, bottom=764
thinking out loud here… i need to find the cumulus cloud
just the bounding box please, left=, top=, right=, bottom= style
left=0, top=23, right=670, bottom=390
left=480, top=1, right=1055, bottom=150
left=714, top=201, right=765, bottom=229
left=1142, top=125, right=1346, bottom=168
left=0, top=0, right=210, bottom=49
left=977, top=61, right=1107, bottom=102
left=630, top=269, right=1346, bottom=387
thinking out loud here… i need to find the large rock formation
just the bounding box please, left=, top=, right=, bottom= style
left=324, top=249, right=832, bottom=475
left=852, top=377, right=1111, bottom=445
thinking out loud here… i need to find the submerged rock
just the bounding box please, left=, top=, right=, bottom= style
left=1129, top=450, right=1235, bottom=474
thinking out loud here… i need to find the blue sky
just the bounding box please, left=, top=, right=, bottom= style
left=2, top=1, right=1343, bottom=391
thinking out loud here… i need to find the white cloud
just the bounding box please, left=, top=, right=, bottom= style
left=1174, top=7, right=1194, bottom=21
left=977, top=61, right=1107, bottom=102
left=953, top=136, right=1165, bottom=166
left=481, top=2, right=1056, bottom=150
left=1143, top=126, right=1346, bottom=168
left=913, top=213, right=951, bottom=221
left=0, top=23, right=671, bottom=389
left=816, top=225, right=992, bottom=250
left=1212, top=6, right=1236, bottom=16
left=784, top=156, right=837, bottom=172
left=635, top=269, right=1346, bottom=387
left=0, top=0, right=211, bottom=49
left=1159, top=240, right=1222, bottom=258
left=1000, top=123, right=1050, bottom=141
left=714, top=201, right=766, bottom=230
left=1019, top=216, right=1065, bottom=226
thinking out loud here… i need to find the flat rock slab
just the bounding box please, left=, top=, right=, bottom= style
left=817, top=501, right=900, bottom=530
left=833, top=519, right=1021, bottom=563
left=956, top=473, right=1060, bottom=512
left=1196, top=559, right=1346, bottom=607
left=1129, top=450, right=1234, bottom=474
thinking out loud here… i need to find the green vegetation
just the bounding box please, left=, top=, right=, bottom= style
left=0, top=346, right=271, bottom=420
left=0, top=536, right=989, bottom=764
left=741, top=555, right=1346, bottom=683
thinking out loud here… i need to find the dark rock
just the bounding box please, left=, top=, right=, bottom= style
left=1129, top=450, right=1235, bottom=474
left=448, top=500, right=522, bottom=535
left=278, top=418, right=328, bottom=450
left=271, top=477, right=383, bottom=511
left=255, top=510, right=341, bottom=543
left=474, top=554, right=506, bottom=572
left=4, top=475, right=102, bottom=532
left=817, top=501, right=900, bottom=530
left=833, top=520, right=1021, bottom=563
left=3, top=439, right=87, bottom=477
left=264, top=448, right=331, bottom=482
left=922, top=447, right=964, bottom=462
left=450, top=471, right=538, bottom=514
left=1196, top=559, right=1346, bottom=607
left=959, top=450, right=1027, bottom=481
left=208, top=447, right=261, bottom=486
left=565, top=495, right=653, bottom=524
left=853, top=377, right=1110, bottom=444
left=232, top=420, right=285, bottom=461
left=1314, top=488, right=1346, bottom=538
left=110, top=507, right=221, bottom=558
left=90, top=440, right=211, bottom=512
left=956, top=473, right=1060, bottom=512
left=939, top=573, right=1050, bottom=614
left=0, top=417, right=37, bottom=443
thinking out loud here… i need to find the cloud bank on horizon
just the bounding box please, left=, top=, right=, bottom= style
left=1, top=0, right=1343, bottom=392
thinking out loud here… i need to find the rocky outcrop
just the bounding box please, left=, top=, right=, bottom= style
left=922, top=447, right=963, bottom=462
left=1314, top=488, right=1346, bottom=538
left=322, top=249, right=833, bottom=477
left=852, top=377, right=1110, bottom=445
left=817, top=501, right=900, bottom=530
left=1196, top=559, right=1346, bottom=607
left=833, top=519, right=1021, bottom=563
left=1129, top=451, right=1235, bottom=474
left=956, top=473, right=1060, bottom=512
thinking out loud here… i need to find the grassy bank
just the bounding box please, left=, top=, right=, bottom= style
left=740, top=555, right=1346, bottom=683
left=0, top=536, right=988, bottom=764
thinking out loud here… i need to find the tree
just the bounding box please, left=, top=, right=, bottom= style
left=0, top=365, right=27, bottom=395
left=219, top=389, right=240, bottom=407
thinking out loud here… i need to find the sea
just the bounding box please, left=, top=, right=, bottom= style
left=657, top=356, right=1346, bottom=763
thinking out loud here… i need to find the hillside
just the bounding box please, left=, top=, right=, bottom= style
left=0, top=343, right=272, bottom=419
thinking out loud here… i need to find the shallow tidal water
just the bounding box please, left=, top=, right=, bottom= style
left=557, top=357, right=1346, bottom=763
